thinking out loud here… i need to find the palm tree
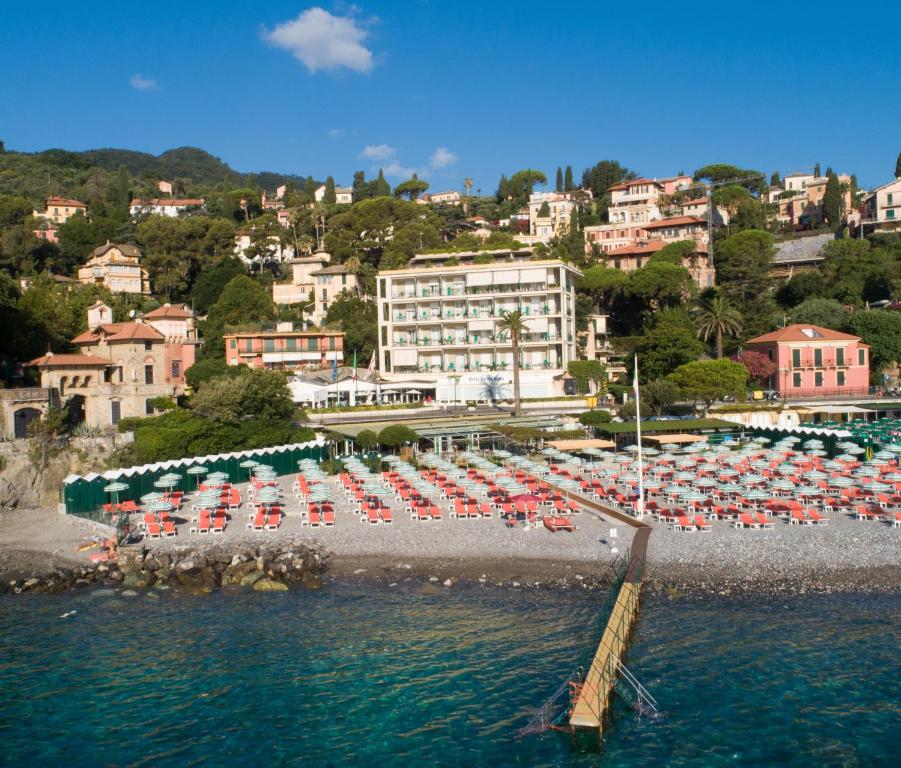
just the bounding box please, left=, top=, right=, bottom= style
left=693, top=295, right=743, bottom=358
left=497, top=310, right=527, bottom=416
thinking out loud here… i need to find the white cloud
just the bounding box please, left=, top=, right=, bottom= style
left=383, top=160, right=417, bottom=178
left=327, top=128, right=346, bottom=138
left=430, top=147, right=457, bottom=169
left=360, top=143, right=395, bottom=161
left=262, top=7, right=374, bottom=74
left=130, top=74, right=158, bottom=91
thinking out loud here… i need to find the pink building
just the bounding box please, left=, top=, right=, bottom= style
left=745, top=324, right=870, bottom=399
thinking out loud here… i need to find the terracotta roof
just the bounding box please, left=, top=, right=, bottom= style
left=608, top=178, right=663, bottom=192
left=44, top=197, right=86, bottom=208
left=606, top=240, right=708, bottom=256
left=73, top=322, right=165, bottom=344
left=143, top=303, right=193, bottom=319
left=679, top=197, right=709, bottom=207
left=28, top=353, right=109, bottom=367
left=643, top=216, right=707, bottom=229
left=88, top=242, right=142, bottom=260
left=310, top=264, right=351, bottom=276
left=745, top=324, right=862, bottom=344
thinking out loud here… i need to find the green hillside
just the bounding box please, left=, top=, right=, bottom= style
left=0, top=145, right=309, bottom=205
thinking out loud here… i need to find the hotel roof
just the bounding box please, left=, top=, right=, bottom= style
left=643, top=216, right=707, bottom=230
left=73, top=322, right=165, bottom=344
left=143, top=303, right=193, bottom=319
left=746, top=324, right=862, bottom=344
left=28, top=353, right=110, bottom=367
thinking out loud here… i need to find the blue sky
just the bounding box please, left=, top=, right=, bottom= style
left=2, top=1, right=898, bottom=191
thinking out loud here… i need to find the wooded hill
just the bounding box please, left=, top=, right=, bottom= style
left=0, top=145, right=311, bottom=204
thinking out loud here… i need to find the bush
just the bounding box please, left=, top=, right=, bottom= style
left=377, top=425, right=420, bottom=448
left=579, top=410, right=613, bottom=427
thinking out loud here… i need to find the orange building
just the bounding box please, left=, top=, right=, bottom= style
left=224, top=328, right=344, bottom=371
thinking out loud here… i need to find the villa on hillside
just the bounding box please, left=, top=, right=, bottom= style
left=129, top=198, right=205, bottom=217
left=32, top=196, right=87, bottom=224
left=77, top=243, right=150, bottom=295
left=744, top=324, right=870, bottom=399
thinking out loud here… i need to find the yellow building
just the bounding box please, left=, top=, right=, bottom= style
left=32, top=196, right=88, bottom=224
left=77, top=242, right=150, bottom=295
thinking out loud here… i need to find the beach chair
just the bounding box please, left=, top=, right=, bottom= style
left=379, top=509, right=392, bottom=525
left=430, top=506, right=443, bottom=521
left=753, top=512, right=774, bottom=530
left=212, top=515, right=226, bottom=534
left=146, top=522, right=162, bottom=538
left=734, top=514, right=761, bottom=529
left=415, top=506, right=430, bottom=522
left=806, top=509, right=829, bottom=525
left=672, top=515, right=696, bottom=532
left=893, top=512, right=901, bottom=528
left=364, top=509, right=379, bottom=525
left=247, top=512, right=266, bottom=531
left=543, top=517, right=561, bottom=533
left=693, top=515, right=712, bottom=532
left=162, top=521, right=177, bottom=538
left=265, top=513, right=281, bottom=531
left=308, top=510, right=322, bottom=527
left=323, top=509, right=336, bottom=527
left=478, top=503, right=492, bottom=519
left=790, top=510, right=812, bottom=526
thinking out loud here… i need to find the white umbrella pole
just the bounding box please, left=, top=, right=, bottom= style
left=634, top=354, right=645, bottom=517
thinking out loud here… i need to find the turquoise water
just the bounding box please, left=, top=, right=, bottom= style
left=0, top=584, right=897, bottom=767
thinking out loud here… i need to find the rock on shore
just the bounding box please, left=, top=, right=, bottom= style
left=1, top=540, right=329, bottom=595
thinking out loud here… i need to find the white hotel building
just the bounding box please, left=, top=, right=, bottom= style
left=376, top=253, right=582, bottom=402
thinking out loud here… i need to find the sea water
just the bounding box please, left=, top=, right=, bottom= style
left=0, top=583, right=896, bottom=767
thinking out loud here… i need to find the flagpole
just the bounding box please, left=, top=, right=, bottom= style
left=633, top=354, right=645, bottom=517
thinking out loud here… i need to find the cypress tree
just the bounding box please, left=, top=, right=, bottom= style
left=564, top=165, right=574, bottom=191
left=555, top=166, right=563, bottom=193
left=896, top=152, right=901, bottom=179
left=324, top=176, right=337, bottom=205
left=770, top=172, right=781, bottom=187
left=373, top=169, right=390, bottom=197
left=822, top=173, right=842, bottom=225
left=814, top=162, right=821, bottom=178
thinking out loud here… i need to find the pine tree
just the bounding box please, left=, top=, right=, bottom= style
left=324, top=176, right=337, bottom=205
left=564, top=165, right=574, bottom=191
left=555, top=166, right=563, bottom=193
left=352, top=171, right=367, bottom=202
left=496, top=174, right=509, bottom=202
left=896, top=152, right=901, bottom=179
left=822, top=172, right=842, bottom=225
left=770, top=172, right=781, bottom=187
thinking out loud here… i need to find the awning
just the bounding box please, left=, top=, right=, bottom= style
left=392, top=348, right=417, bottom=366
left=466, top=272, right=492, bottom=286
left=519, top=268, right=546, bottom=284
left=548, top=438, right=616, bottom=451
left=799, top=405, right=869, bottom=415
left=643, top=433, right=708, bottom=445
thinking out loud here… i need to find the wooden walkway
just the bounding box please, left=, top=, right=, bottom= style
left=552, top=487, right=651, bottom=734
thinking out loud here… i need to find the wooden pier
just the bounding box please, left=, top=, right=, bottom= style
left=552, top=488, right=652, bottom=735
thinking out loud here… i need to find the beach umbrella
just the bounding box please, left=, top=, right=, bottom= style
left=153, top=477, right=175, bottom=489
left=718, top=468, right=739, bottom=478
left=663, top=485, right=687, bottom=496
left=742, top=474, right=766, bottom=485
left=141, top=491, right=165, bottom=504
left=694, top=477, right=718, bottom=488
left=827, top=476, right=853, bottom=488
left=681, top=490, right=708, bottom=502
left=186, top=465, right=209, bottom=487
left=717, top=483, right=742, bottom=494
left=148, top=499, right=174, bottom=512
left=771, top=479, right=795, bottom=491
left=804, top=469, right=828, bottom=481
left=744, top=488, right=769, bottom=500
left=866, top=481, right=891, bottom=492
left=103, top=481, right=129, bottom=505
left=796, top=485, right=821, bottom=496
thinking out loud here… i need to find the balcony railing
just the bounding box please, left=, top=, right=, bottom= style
left=390, top=283, right=552, bottom=300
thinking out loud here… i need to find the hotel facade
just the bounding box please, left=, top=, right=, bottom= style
left=375, top=256, right=582, bottom=402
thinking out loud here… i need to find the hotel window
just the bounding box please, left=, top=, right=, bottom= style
left=286, top=338, right=297, bottom=352
left=792, top=349, right=801, bottom=368
left=111, top=401, right=121, bottom=425
left=837, top=371, right=845, bottom=386
left=836, top=348, right=844, bottom=366
left=144, top=341, right=152, bottom=351
left=146, top=399, right=155, bottom=415
left=888, top=210, right=896, bottom=220
left=230, top=339, right=236, bottom=349
left=244, top=339, right=253, bottom=353
left=859, top=348, right=866, bottom=365
left=329, top=337, right=336, bottom=351
left=263, top=339, right=275, bottom=353
left=144, top=365, right=154, bottom=385
left=814, top=372, right=823, bottom=387
left=814, top=349, right=823, bottom=367
left=792, top=372, right=801, bottom=387
left=171, top=361, right=181, bottom=378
